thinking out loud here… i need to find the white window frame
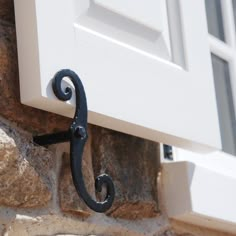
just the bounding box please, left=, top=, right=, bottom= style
left=210, top=0, right=236, bottom=116
left=162, top=1, right=236, bottom=233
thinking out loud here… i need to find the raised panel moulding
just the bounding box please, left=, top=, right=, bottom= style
left=94, top=0, right=165, bottom=31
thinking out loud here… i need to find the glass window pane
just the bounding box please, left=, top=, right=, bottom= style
left=211, top=54, right=236, bottom=155
left=205, top=0, right=225, bottom=41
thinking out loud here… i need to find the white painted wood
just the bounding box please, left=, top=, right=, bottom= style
left=162, top=149, right=236, bottom=234
left=209, top=35, right=234, bottom=61
left=94, top=0, right=165, bottom=32
left=166, top=0, right=185, bottom=67
left=14, top=0, right=221, bottom=151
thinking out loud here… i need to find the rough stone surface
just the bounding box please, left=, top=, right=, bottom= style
left=1, top=213, right=173, bottom=236
left=157, top=230, right=177, bottom=236
left=59, top=128, right=95, bottom=216
left=0, top=0, right=14, bottom=24
left=2, top=213, right=235, bottom=236
left=0, top=119, right=53, bottom=207
left=0, top=19, right=71, bottom=134
left=91, top=126, right=160, bottom=219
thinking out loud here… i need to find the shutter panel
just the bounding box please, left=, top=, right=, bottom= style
left=14, top=0, right=221, bottom=151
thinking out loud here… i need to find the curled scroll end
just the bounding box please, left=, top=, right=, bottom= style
left=52, top=70, right=73, bottom=101
left=95, top=174, right=115, bottom=212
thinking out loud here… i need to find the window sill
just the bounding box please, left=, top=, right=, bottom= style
left=162, top=149, right=236, bottom=234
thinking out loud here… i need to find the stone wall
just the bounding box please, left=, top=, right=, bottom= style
left=0, top=0, right=235, bottom=235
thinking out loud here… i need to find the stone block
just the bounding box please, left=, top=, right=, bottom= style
left=91, top=126, right=160, bottom=219
left=0, top=19, right=71, bottom=134
left=0, top=0, right=14, bottom=23
left=59, top=128, right=95, bottom=216
left=0, top=119, right=53, bottom=207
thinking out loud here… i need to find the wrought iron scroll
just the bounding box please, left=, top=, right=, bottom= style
left=33, top=69, right=115, bottom=213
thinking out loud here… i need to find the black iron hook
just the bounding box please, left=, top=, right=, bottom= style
left=34, top=69, right=115, bottom=213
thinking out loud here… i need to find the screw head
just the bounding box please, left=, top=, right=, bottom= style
left=74, top=126, right=87, bottom=139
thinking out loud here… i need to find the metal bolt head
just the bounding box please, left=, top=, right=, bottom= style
left=74, top=126, right=87, bottom=139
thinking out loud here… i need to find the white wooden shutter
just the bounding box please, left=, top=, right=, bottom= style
left=14, top=0, right=221, bottom=151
